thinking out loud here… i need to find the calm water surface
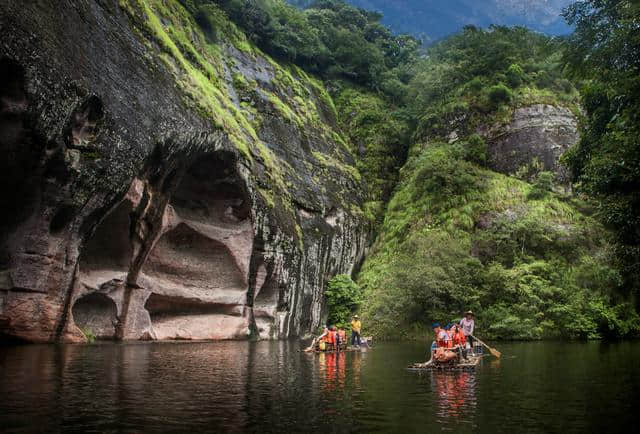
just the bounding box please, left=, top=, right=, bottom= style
left=1, top=341, right=639, bottom=433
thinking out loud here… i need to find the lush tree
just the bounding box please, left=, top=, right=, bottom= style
left=209, top=0, right=419, bottom=96
left=562, top=0, right=640, bottom=294
left=325, top=274, right=362, bottom=329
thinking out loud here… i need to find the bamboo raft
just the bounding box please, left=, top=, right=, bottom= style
left=303, top=336, right=373, bottom=353
left=307, top=344, right=371, bottom=353
left=407, top=355, right=482, bottom=371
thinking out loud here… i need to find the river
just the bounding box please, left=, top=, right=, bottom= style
left=1, top=341, right=639, bottom=433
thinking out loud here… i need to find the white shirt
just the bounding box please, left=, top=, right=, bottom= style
left=460, top=317, right=474, bottom=336
left=438, top=330, right=450, bottom=341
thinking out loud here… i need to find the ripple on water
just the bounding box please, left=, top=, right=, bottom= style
left=1, top=341, right=640, bottom=433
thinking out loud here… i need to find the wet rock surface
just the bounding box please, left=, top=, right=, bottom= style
left=0, top=1, right=368, bottom=342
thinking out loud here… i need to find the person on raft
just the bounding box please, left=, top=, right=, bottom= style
left=308, top=325, right=330, bottom=351
left=433, top=323, right=450, bottom=348
left=431, top=323, right=457, bottom=363
left=460, top=310, right=475, bottom=349
left=451, top=323, right=468, bottom=360
left=338, top=328, right=347, bottom=350
left=351, top=315, right=362, bottom=347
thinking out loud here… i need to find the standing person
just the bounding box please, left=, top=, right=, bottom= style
left=460, top=311, right=475, bottom=349
left=351, top=315, right=362, bottom=346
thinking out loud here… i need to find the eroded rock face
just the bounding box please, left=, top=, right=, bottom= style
left=480, top=104, right=578, bottom=181
left=0, top=1, right=368, bottom=342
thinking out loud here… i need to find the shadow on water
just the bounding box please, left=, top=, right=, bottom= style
left=1, top=340, right=640, bottom=433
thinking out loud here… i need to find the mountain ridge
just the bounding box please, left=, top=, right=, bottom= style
left=289, top=0, right=573, bottom=42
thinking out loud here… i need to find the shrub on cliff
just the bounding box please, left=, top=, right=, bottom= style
left=453, top=134, right=487, bottom=166
left=527, top=171, right=554, bottom=200
left=506, top=63, right=525, bottom=88
left=487, top=83, right=513, bottom=106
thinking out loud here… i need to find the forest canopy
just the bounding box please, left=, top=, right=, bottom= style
left=205, top=0, right=420, bottom=99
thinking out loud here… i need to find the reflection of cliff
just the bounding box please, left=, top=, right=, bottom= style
left=0, top=341, right=377, bottom=431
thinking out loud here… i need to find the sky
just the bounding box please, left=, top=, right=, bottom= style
left=294, top=0, right=575, bottom=42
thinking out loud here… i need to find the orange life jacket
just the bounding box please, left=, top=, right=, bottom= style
left=338, top=330, right=346, bottom=342
left=436, top=330, right=449, bottom=348
left=327, top=330, right=336, bottom=344
left=454, top=331, right=466, bottom=346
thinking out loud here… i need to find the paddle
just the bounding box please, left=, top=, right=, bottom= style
left=470, top=335, right=501, bottom=358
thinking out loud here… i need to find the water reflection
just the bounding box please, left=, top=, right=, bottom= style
left=318, top=351, right=346, bottom=391
left=430, top=371, right=477, bottom=426
left=2, top=341, right=640, bottom=433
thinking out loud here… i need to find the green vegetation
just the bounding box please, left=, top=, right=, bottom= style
left=212, top=0, right=420, bottom=99
left=332, top=85, right=411, bottom=223
left=325, top=274, right=362, bottom=330
left=359, top=144, right=640, bottom=340
left=81, top=328, right=97, bottom=343
left=351, top=20, right=638, bottom=340
left=121, top=0, right=640, bottom=339
left=527, top=171, right=554, bottom=200
left=562, top=0, right=640, bottom=295
left=406, top=25, right=580, bottom=143
left=118, top=0, right=363, bottom=245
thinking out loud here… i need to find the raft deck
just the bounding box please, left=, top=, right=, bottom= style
left=407, top=355, right=482, bottom=371
left=308, top=345, right=371, bottom=353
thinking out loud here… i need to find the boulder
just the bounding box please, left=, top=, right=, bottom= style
left=480, top=104, right=579, bottom=182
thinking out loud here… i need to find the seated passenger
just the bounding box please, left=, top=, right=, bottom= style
left=444, top=324, right=455, bottom=348
left=451, top=324, right=468, bottom=360
left=327, top=325, right=337, bottom=351
left=433, top=323, right=450, bottom=348
left=305, top=326, right=330, bottom=352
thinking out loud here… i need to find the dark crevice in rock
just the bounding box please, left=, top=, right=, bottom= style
left=49, top=203, right=77, bottom=233
left=0, top=57, right=41, bottom=233
left=172, top=151, right=250, bottom=225
left=0, top=57, right=28, bottom=115
left=66, top=95, right=104, bottom=148
left=54, top=262, right=79, bottom=340
left=145, top=293, right=240, bottom=317
left=79, top=198, right=134, bottom=283
left=71, top=291, right=118, bottom=339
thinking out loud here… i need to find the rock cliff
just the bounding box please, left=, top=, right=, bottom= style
left=479, top=104, right=579, bottom=182
left=0, top=0, right=368, bottom=342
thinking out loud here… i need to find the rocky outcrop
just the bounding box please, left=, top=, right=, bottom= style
left=480, top=104, right=578, bottom=181
left=0, top=0, right=368, bottom=342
